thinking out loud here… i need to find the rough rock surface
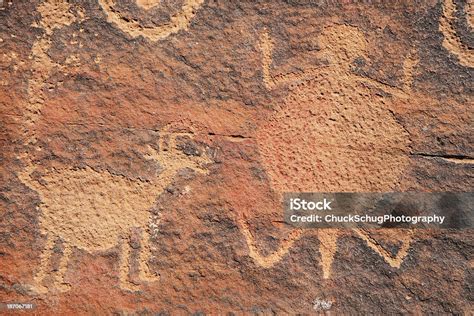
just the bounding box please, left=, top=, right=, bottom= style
left=0, top=0, right=473, bottom=314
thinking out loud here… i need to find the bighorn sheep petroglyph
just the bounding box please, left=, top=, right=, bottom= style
left=19, top=127, right=212, bottom=293
left=19, top=0, right=210, bottom=293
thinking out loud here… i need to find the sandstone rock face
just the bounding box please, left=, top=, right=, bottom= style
left=0, top=0, right=473, bottom=314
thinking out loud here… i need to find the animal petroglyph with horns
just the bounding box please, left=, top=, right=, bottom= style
left=19, top=127, right=212, bottom=293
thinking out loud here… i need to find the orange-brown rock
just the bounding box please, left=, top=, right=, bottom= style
left=0, top=0, right=472, bottom=314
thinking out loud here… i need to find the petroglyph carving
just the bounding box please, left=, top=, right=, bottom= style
left=439, top=0, right=474, bottom=67
left=19, top=126, right=212, bottom=293
left=259, top=25, right=417, bottom=97
left=353, top=229, right=413, bottom=269
left=239, top=217, right=303, bottom=268
left=136, top=0, right=161, bottom=10
left=242, top=25, right=417, bottom=278
left=402, top=51, right=419, bottom=91
left=21, top=1, right=211, bottom=293
left=317, top=229, right=339, bottom=279
left=25, top=1, right=83, bottom=146
left=468, top=0, right=474, bottom=28
left=259, top=29, right=325, bottom=89
left=98, top=0, right=205, bottom=41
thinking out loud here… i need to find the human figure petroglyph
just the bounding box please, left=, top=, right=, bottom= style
left=19, top=126, right=212, bottom=293
left=240, top=24, right=418, bottom=278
